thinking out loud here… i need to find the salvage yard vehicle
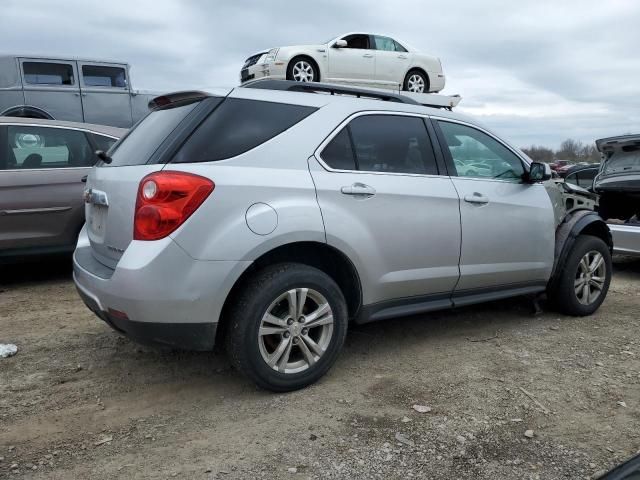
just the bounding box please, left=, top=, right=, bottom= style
left=73, top=80, right=612, bottom=392
left=240, top=33, right=445, bottom=93
left=0, top=55, right=157, bottom=128
left=0, top=117, right=124, bottom=260
left=595, top=134, right=640, bottom=256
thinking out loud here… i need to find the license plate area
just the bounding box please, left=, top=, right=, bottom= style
left=88, top=204, right=108, bottom=241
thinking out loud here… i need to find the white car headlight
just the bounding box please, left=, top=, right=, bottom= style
left=265, top=48, right=279, bottom=62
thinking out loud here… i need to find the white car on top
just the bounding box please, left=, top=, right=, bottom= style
left=240, top=32, right=446, bottom=93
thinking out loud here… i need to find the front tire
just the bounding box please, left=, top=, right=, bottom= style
left=548, top=235, right=612, bottom=316
left=403, top=70, right=429, bottom=93
left=286, top=57, right=319, bottom=83
left=225, top=263, right=348, bottom=392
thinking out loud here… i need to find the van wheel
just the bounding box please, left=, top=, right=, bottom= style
left=548, top=235, right=611, bottom=316
left=225, top=263, right=348, bottom=392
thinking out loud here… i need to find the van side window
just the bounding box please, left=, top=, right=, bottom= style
left=23, top=62, right=74, bottom=86
left=82, top=66, right=128, bottom=88
left=5, top=126, right=94, bottom=169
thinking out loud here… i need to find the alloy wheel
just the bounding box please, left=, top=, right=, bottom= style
left=258, top=288, right=334, bottom=374
left=574, top=250, right=606, bottom=305
left=407, top=74, right=425, bottom=93
left=292, top=61, right=315, bottom=82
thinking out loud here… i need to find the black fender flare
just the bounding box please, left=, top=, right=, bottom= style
left=0, top=105, right=54, bottom=119
left=549, top=210, right=613, bottom=288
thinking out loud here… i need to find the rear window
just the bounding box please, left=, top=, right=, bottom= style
left=172, top=98, right=317, bottom=163
left=604, top=150, right=640, bottom=174
left=106, top=101, right=198, bottom=167
left=82, top=65, right=127, bottom=88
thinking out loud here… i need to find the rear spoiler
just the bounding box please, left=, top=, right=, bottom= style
left=148, top=91, right=211, bottom=110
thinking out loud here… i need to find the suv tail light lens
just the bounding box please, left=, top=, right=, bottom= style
left=134, top=171, right=214, bottom=241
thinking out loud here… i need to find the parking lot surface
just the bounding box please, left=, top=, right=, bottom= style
left=1, top=258, right=639, bottom=479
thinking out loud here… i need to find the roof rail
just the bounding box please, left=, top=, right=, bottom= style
left=241, top=79, right=461, bottom=109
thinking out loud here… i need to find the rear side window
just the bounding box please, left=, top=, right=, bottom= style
left=89, top=133, right=118, bottom=153
left=321, top=115, right=438, bottom=175
left=106, top=101, right=198, bottom=166
left=4, top=125, right=94, bottom=169
left=172, top=99, right=317, bottom=163
left=23, top=62, right=74, bottom=85
left=82, top=65, right=127, bottom=88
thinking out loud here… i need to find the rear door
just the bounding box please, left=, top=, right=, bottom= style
left=372, top=35, right=410, bottom=87
left=327, top=34, right=375, bottom=83
left=79, top=62, right=133, bottom=128
left=433, top=118, right=555, bottom=292
left=309, top=112, right=461, bottom=306
left=0, top=123, right=102, bottom=253
left=19, top=58, right=83, bottom=121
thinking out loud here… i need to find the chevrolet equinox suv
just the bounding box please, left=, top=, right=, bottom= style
left=74, top=81, right=613, bottom=392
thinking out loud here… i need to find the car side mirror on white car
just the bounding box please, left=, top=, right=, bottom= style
left=527, top=162, right=552, bottom=183
left=333, top=39, right=347, bottom=48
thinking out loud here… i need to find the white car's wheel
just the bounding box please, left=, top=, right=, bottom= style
left=287, top=57, right=318, bottom=83
left=403, top=70, right=428, bottom=93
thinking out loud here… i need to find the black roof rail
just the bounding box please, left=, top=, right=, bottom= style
left=241, top=79, right=420, bottom=105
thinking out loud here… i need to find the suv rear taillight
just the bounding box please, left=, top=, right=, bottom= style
left=134, top=171, right=214, bottom=241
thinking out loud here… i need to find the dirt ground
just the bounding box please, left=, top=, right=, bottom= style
left=1, top=257, right=639, bottom=480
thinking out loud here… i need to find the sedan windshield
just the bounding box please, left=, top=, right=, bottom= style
left=604, top=150, right=640, bottom=174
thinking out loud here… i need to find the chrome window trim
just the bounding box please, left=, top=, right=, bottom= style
left=314, top=110, right=445, bottom=179
left=1, top=123, right=118, bottom=172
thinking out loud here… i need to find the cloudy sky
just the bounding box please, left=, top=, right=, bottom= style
left=2, top=0, right=639, bottom=148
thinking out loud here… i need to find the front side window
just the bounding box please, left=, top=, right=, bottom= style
left=23, top=62, right=74, bottom=86
left=438, top=121, right=524, bottom=181
left=321, top=114, right=438, bottom=175
left=4, top=126, right=93, bottom=169
left=82, top=65, right=127, bottom=88
left=173, top=99, right=317, bottom=163
left=341, top=34, right=370, bottom=49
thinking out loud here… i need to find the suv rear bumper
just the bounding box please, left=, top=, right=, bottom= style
left=73, top=226, right=251, bottom=350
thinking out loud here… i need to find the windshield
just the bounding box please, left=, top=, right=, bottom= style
left=604, top=150, right=640, bottom=174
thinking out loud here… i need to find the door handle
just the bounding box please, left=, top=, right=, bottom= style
left=397, top=55, right=407, bottom=59
left=341, top=183, right=376, bottom=197
left=362, top=53, right=374, bottom=58
left=74, top=92, right=80, bottom=96
left=81, top=175, right=88, bottom=183
left=464, top=193, right=489, bottom=204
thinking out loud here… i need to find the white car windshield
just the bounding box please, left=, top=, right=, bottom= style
left=604, top=150, right=640, bottom=174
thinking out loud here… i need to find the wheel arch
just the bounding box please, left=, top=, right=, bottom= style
left=549, top=210, right=613, bottom=288
left=287, top=54, right=322, bottom=81
left=216, top=241, right=362, bottom=346
left=1, top=105, right=54, bottom=120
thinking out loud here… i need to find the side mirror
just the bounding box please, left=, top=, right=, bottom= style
left=527, top=162, right=552, bottom=183
left=333, top=39, right=347, bottom=48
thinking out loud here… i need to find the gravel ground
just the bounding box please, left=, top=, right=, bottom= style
left=1, top=256, right=639, bottom=479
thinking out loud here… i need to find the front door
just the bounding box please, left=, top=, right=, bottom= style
left=19, top=58, right=84, bottom=122
left=79, top=62, right=133, bottom=128
left=327, top=34, right=375, bottom=83
left=0, top=124, right=96, bottom=253
left=433, top=119, right=556, bottom=292
left=309, top=113, right=461, bottom=306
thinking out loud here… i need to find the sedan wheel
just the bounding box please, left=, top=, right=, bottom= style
left=291, top=60, right=316, bottom=82
left=404, top=71, right=428, bottom=93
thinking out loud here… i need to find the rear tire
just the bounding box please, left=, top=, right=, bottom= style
left=548, top=235, right=611, bottom=316
left=403, top=70, right=429, bottom=93
left=225, top=263, right=348, bottom=392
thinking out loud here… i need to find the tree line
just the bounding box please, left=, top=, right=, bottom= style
left=521, top=139, right=601, bottom=163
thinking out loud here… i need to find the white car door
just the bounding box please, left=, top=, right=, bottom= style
left=327, top=34, right=375, bottom=83
left=372, top=36, right=410, bottom=87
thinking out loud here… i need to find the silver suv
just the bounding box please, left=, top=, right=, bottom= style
left=73, top=81, right=613, bottom=391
